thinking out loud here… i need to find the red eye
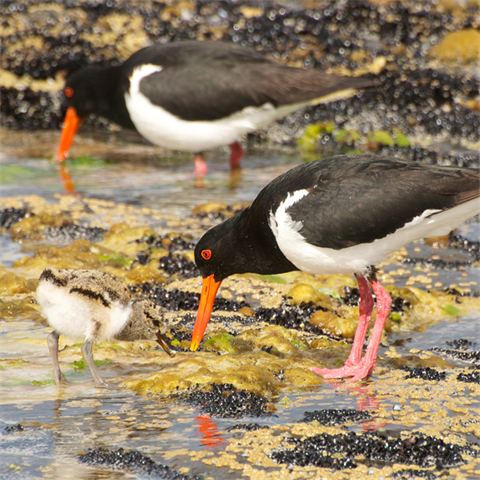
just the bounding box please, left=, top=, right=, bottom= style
left=65, top=86, right=74, bottom=98
left=201, top=249, right=211, bottom=260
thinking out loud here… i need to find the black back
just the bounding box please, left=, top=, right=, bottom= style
left=258, top=155, right=479, bottom=249
left=64, top=41, right=375, bottom=125
left=124, top=41, right=375, bottom=121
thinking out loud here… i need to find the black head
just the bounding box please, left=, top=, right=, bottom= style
left=63, top=68, right=107, bottom=117
left=194, top=220, right=242, bottom=282
left=194, top=207, right=296, bottom=282
left=62, top=66, right=132, bottom=127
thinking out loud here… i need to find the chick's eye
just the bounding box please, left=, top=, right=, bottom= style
left=65, top=86, right=74, bottom=98
left=201, top=249, right=211, bottom=260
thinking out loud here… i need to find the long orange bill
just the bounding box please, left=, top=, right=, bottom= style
left=191, top=274, right=222, bottom=351
left=56, top=106, right=84, bottom=163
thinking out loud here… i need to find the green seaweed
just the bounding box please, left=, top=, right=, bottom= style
left=66, top=155, right=114, bottom=168
left=71, top=358, right=113, bottom=371
left=97, top=254, right=134, bottom=268
left=291, top=339, right=308, bottom=350
left=442, top=304, right=464, bottom=316
left=394, top=132, right=411, bottom=147
left=32, top=379, right=56, bottom=386
left=256, top=274, right=287, bottom=284
left=370, top=130, right=395, bottom=146
left=205, top=333, right=237, bottom=353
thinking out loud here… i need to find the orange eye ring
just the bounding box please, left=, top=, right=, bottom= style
left=201, top=250, right=212, bottom=260
left=65, top=86, right=74, bottom=98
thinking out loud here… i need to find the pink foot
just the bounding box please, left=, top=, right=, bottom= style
left=194, top=154, right=208, bottom=176
left=311, top=358, right=376, bottom=383
left=229, top=141, right=243, bottom=170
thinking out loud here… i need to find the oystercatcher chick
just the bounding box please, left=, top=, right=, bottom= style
left=190, top=154, right=480, bottom=382
left=37, top=268, right=174, bottom=387
left=56, top=40, right=375, bottom=189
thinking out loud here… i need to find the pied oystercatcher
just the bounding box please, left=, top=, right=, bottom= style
left=190, top=154, right=480, bottom=382
left=37, top=268, right=174, bottom=387
left=56, top=40, right=375, bottom=185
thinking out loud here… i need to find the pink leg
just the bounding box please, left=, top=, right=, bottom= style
left=194, top=153, right=208, bottom=176
left=229, top=141, right=243, bottom=170
left=311, top=274, right=391, bottom=382
left=345, top=275, right=374, bottom=366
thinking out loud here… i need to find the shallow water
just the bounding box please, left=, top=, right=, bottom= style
left=1, top=130, right=479, bottom=479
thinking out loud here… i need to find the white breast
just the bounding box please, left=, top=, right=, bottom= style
left=36, top=283, right=132, bottom=342
left=125, top=64, right=307, bottom=152
left=269, top=194, right=480, bottom=275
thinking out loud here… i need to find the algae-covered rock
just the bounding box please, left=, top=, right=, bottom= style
left=0, top=268, right=37, bottom=294
left=0, top=297, right=44, bottom=322
left=430, top=29, right=480, bottom=63
left=309, top=310, right=357, bottom=338
left=99, top=223, right=158, bottom=255
left=286, top=283, right=339, bottom=310
left=122, top=265, right=167, bottom=286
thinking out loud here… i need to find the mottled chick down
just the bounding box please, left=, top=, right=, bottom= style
left=36, top=268, right=173, bottom=387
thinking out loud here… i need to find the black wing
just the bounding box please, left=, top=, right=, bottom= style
left=255, top=155, right=479, bottom=250
left=122, top=41, right=374, bottom=121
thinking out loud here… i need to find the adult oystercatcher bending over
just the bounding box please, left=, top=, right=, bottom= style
left=56, top=40, right=374, bottom=188
left=190, top=154, right=480, bottom=382
left=37, top=268, right=174, bottom=387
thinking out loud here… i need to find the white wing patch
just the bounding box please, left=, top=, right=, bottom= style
left=269, top=195, right=480, bottom=275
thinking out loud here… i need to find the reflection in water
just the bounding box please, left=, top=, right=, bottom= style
left=58, top=163, right=76, bottom=194
left=195, top=414, right=226, bottom=447
left=324, top=381, right=390, bottom=431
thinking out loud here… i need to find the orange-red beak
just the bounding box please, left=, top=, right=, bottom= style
left=56, top=106, right=84, bottom=163
left=190, top=274, right=222, bottom=351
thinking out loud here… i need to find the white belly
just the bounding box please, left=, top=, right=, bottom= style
left=36, top=283, right=132, bottom=342
left=125, top=64, right=305, bottom=152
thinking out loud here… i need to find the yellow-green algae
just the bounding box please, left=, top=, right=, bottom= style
left=430, top=29, right=480, bottom=63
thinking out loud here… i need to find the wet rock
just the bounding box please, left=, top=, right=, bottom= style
left=133, top=284, right=250, bottom=313
left=430, top=348, right=480, bottom=365
left=255, top=301, right=327, bottom=336
left=401, top=366, right=447, bottom=381
left=226, top=423, right=269, bottom=432
left=401, top=256, right=472, bottom=270
left=159, top=252, right=199, bottom=279
left=456, top=369, right=480, bottom=384
left=430, top=339, right=480, bottom=365
left=184, top=383, right=272, bottom=418
left=0, top=207, right=29, bottom=229
left=270, top=431, right=478, bottom=469
left=391, top=468, right=439, bottom=479
left=139, top=232, right=196, bottom=251
left=448, top=232, right=480, bottom=262
left=446, top=338, right=477, bottom=350
left=302, top=409, right=372, bottom=426
left=43, top=222, right=105, bottom=243
left=78, top=447, right=202, bottom=479
left=2, top=424, right=24, bottom=435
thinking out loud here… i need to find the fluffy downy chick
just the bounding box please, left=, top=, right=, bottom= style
left=37, top=268, right=173, bottom=387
